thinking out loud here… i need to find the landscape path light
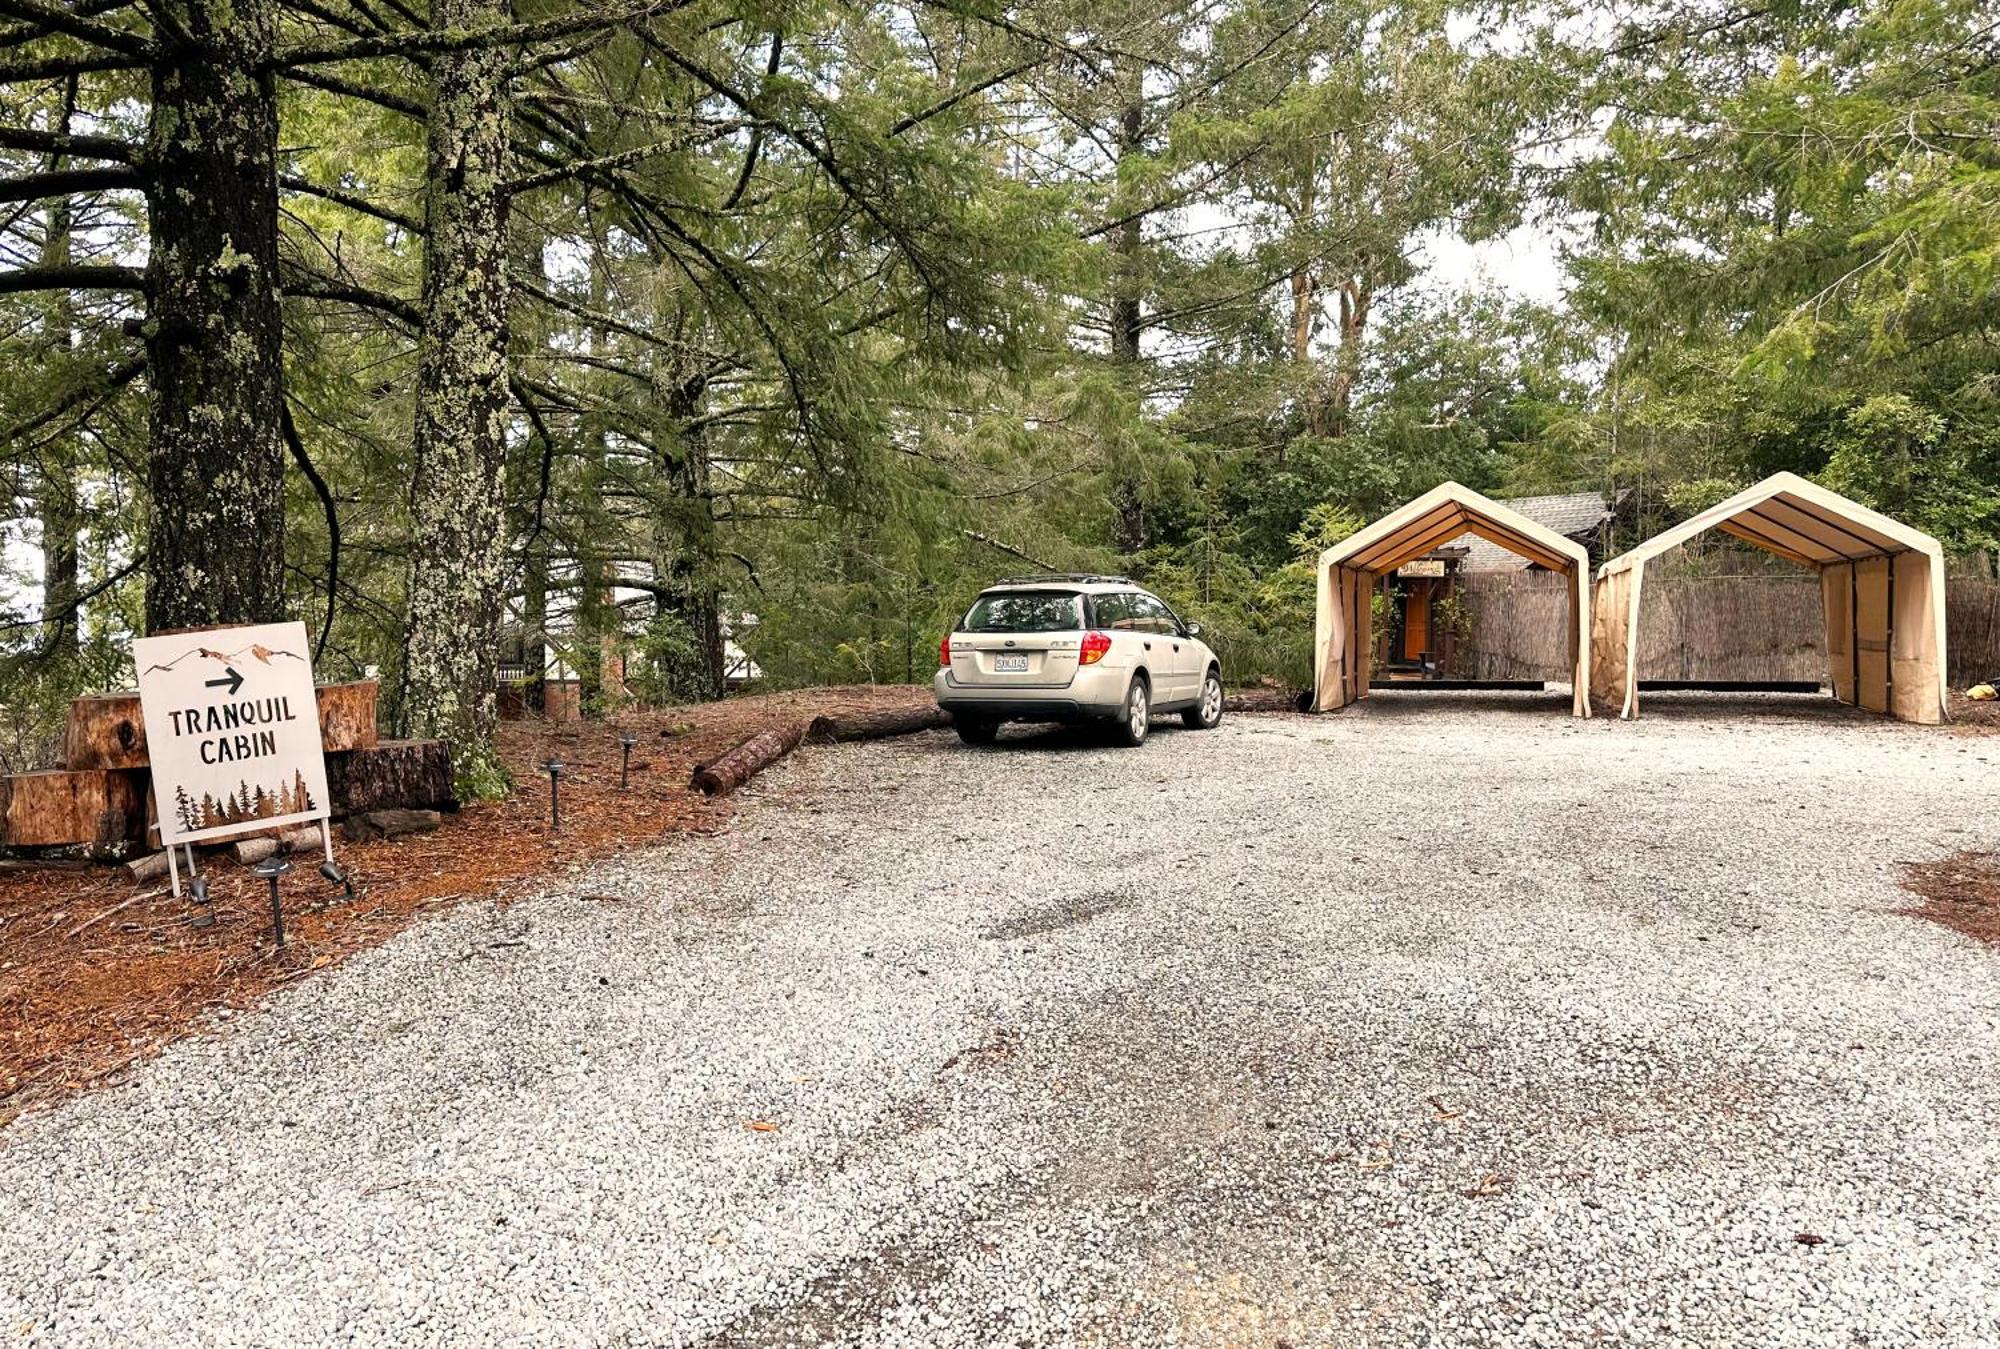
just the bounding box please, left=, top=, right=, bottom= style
left=542, top=760, right=566, bottom=830
left=250, top=855, right=293, bottom=948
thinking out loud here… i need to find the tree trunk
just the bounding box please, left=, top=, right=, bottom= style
left=654, top=373, right=724, bottom=700
left=398, top=0, right=514, bottom=796
left=1108, top=72, right=1146, bottom=554
left=38, top=78, right=80, bottom=658
left=144, top=0, right=287, bottom=632
left=1326, top=274, right=1372, bottom=437
left=523, top=544, right=548, bottom=711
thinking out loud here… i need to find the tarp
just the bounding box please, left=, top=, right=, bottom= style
left=1314, top=483, right=1592, bottom=716
left=1591, top=472, right=1948, bottom=723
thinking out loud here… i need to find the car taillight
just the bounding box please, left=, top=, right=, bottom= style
left=1079, top=630, right=1111, bottom=665
left=939, top=633, right=954, bottom=666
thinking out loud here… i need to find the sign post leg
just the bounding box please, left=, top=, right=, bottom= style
left=165, top=837, right=182, bottom=899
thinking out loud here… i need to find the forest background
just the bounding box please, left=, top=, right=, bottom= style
left=1, top=0, right=1993, bottom=791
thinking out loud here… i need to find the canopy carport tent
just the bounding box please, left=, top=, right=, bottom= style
left=1591, top=473, right=1948, bottom=723
left=1314, top=483, right=1592, bottom=717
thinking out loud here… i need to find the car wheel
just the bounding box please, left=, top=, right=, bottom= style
left=954, top=716, right=999, bottom=745
left=1110, top=676, right=1150, bottom=747
left=1182, top=668, right=1224, bottom=730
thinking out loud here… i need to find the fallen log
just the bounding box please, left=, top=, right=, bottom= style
left=327, top=739, right=457, bottom=816
left=233, top=837, right=281, bottom=865
left=690, top=721, right=808, bottom=797
left=125, top=850, right=171, bottom=883
left=1224, top=687, right=1307, bottom=713
left=805, top=704, right=952, bottom=743
left=343, top=808, right=441, bottom=843
left=315, top=680, right=379, bottom=753
left=0, top=768, right=146, bottom=851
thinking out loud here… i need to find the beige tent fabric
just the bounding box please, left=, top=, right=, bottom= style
left=1592, top=473, right=1948, bottom=723
left=1314, top=482, right=1592, bottom=716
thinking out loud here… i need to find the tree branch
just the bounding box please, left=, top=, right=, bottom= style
left=0, top=48, right=139, bottom=80
left=0, top=0, right=147, bottom=54
left=281, top=400, right=340, bottom=663
left=0, top=261, right=143, bottom=293
left=272, top=0, right=696, bottom=69
left=0, top=124, right=136, bottom=161
left=0, top=165, right=140, bottom=203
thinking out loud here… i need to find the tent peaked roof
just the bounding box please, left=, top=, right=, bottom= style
left=1600, top=472, right=1943, bottom=576
left=1320, top=481, right=1591, bottom=577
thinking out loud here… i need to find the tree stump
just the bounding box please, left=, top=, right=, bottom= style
left=805, top=705, right=953, bottom=743
left=64, top=692, right=148, bottom=770
left=64, top=681, right=377, bottom=772
left=690, top=722, right=808, bottom=796
left=315, top=680, right=380, bottom=752
left=326, top=739, right=457, bottom=816
left=0, top=768, right=145, bottom=851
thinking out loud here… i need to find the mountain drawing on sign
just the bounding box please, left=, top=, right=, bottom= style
left=172, top=769, right=319, bottom=832
left=143, top=641, right=306, bottom=676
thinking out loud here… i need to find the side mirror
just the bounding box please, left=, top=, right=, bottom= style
left=1185, top=622, right=1202, bottom=638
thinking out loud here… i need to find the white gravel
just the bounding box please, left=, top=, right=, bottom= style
left=4, top=691, right=2000, bottom=1347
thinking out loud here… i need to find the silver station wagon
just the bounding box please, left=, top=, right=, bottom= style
left=934, top=575, right=1223, bottom=747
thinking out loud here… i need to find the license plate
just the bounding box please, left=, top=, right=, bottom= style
left=995, top=653, right=1029, bottom=672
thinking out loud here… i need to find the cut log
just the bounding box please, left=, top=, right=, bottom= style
left=690, top=722, right=807, bottom=797
left=125, top=850, right=172, bottom=883
left=315, top=680, right=379, bottom=752
left=233, top=836, right=280, bottom=865
left=280, top=826, right=324, bottom=854
left=64, top=691, right=149, bottom=770
left=342, top=808, right=441, bottom=843
left=326, top=739, right=457, bottom=816
left=806, top=705, right=952, bottom=743
left=65, top=680, right=377, bottom=772
left=0, top=768, right=145, bottom=851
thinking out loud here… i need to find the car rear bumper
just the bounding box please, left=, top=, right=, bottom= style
left=934, top=667, right=1125, bottom=721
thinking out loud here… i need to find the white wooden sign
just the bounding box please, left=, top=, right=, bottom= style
left=1398, top=559, right=1447, bottom=578
left=133, top=621, right=330, bottom=846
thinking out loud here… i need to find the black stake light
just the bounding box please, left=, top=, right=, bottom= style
left=320, top=858, right=355, bottom=900
left=542, top=759, right=566, bottom=830
left=251, top=855, right=293, bottom=948
left=186, top=844, right=214, bottom=928
left=619, top=736, right=637, bottom=789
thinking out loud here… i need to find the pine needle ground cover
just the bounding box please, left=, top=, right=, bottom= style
left=0, top=685, right=930, bottom=1123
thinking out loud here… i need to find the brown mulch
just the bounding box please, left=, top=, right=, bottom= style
left=1948, top=689, right=2000, bottom=734
left=0, top=684, right=931, bottom=1123
left=1901, top=850, right=2000, bottom=946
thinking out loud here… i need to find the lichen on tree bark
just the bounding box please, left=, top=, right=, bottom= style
left=397, top=0, right=514, bottom=796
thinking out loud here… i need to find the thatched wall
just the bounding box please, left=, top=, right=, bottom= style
left=1460, top=568, right=2000, bottom=689
left=1458, top=571, right=1827, bottom=683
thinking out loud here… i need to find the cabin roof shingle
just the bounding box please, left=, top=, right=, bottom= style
left=1449, top=491, right=1617, bottom=571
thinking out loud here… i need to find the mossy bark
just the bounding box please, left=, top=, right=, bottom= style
left=397, top=0, right=513, bottom=797
left=144, top=0, right=287, bottom=632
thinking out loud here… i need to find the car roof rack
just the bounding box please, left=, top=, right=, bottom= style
left=989, top=573, right=1135, bottom=588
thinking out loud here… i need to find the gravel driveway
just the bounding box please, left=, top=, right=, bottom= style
left=4, top=693, right=1999, bottom=1347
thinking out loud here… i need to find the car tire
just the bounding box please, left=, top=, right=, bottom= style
left=1182, top=667, right=1224, bottom=730
left=1109, top=675, right=1150, bottom=747
left=953, top=716, right=999, bottom=745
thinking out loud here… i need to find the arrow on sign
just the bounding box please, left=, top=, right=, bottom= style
left=204, top=666, right=245, bottom=696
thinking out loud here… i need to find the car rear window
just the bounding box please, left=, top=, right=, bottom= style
left=961, top=591, right=1084, bottom=633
